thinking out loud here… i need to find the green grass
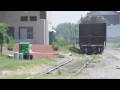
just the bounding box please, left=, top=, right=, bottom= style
left=57, top=55, right=65, bottom=58
left=0, top=71, right=76, bottom=79
left=92, top=54, right=102, bottom=59
left=0, top=74, right=31, bottom=79
left=75, top=60, right=88, bottom=66
left=59, top=45, right=84, bottom=58
left=57, top=69, right=62, bottom=75
left=0, top=54, right=56, bottom=71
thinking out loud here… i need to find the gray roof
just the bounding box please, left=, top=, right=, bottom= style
left=87, top=11, right=119, bottom=16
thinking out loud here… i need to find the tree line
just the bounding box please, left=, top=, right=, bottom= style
left=54, top=22, right=79, bottom=43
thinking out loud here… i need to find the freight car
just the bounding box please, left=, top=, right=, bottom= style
left=79, top=16, right=107, bottom=54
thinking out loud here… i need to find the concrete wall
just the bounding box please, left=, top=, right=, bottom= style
left=36, top=19, right=45, bottom=44
left=45, top=20, right=49, bottom=45
left=47, top=11, right=52, bottom=30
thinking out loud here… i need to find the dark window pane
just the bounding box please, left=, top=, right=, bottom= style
left=7, top=27, right=14, bottom=39
left=27, top=34, right=33, bottom=39
left=27, top=27, right=33, bottom=33
left=21, top=16, right=28, bottom=21
left=30, top=16, right=37, bottom=21
left=8, top=34, right=14, bottom=38
left=27, top=27, right=33, bottom=39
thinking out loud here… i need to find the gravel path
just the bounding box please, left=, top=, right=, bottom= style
left=1, top=65, right=52, bottom=76
left=76, top=49, right=120, bottom=79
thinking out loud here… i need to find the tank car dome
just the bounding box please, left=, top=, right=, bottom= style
left=80, top=16, right=107, bottom=23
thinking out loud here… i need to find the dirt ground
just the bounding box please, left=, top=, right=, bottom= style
left=75, top=49, right=120, bottom=79
left=2, top=46, right=14, bottom=55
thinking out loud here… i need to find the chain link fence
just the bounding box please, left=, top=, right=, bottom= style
left=106, top=36, right=120, bottom=50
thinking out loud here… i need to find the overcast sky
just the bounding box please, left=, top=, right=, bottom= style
left=52, top=11, right=90, bottom=27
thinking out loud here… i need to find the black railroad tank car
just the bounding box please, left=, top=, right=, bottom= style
left=79, top=16, right=107, bottom=54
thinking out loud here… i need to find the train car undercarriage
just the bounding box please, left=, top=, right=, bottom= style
left=80, top=45, right=104, bottom=54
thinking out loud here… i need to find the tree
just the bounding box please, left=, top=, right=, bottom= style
left=0, top=23, right=8, bottom=56
left=55, top=23, right=79, bottom=42
left=7, top=35, right=14, bottom=51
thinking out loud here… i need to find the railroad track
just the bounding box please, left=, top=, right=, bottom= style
left=41, top=57, right=75, bottom=75
left=75, top=57, right=93, bottom=75
left=40, top=55, right=93, bottom=77
left=67, top=56, right=93, bottom=79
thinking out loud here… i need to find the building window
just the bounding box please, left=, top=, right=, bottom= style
left=19, top=27, right=33, bottom=39
left=27, top=27, right=33, bottom=39
left=7, top=27, right=14, bottom=39
left=21, top=16, right=28, bottom=21
left=30, top=16, right=37, bottom=21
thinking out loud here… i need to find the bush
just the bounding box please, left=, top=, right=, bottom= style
left=52, top=38, right=70, bottom=51
left=57, top=39, right=69, bottom=46
left=52, top=41, right=59, bottom=51
left=8, top=36, right=14, bottom=51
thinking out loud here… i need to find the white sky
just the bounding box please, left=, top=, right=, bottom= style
left=52, top=11, right=90, bottom=27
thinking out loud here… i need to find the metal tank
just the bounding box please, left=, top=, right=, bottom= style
left=19, top=53, right=23, bottom=60
left=14, top=52, right=19, bottom=60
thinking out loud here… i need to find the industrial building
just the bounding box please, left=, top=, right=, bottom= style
left=87, top=11, right=120, bottom=26
left=0, top=11, right=52, bottom=44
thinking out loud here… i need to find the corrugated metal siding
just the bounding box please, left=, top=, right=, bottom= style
left=103, top=15, right=119, bottom=26
left=107, top=25, right=120, bottom=37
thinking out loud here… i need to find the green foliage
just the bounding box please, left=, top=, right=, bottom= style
left=0, top=23, right=8, bottom=55
left=69, top=47, right=79, bottom=53
left=57, top=69, right=62, bottom=75
left=52, top=37, right=70, bottom=51
left=0, top=33, right=4, bottom=44
left=0, top=23, right=8, bottom=44
left=52, top=41, right=59, bottom=51
left=55, top=23, right=78, bottom=42
left=58, top=39, right=69, bottom=46
left=0, top=23, right=8, bottom=33
left=7, top=36, right=14, bottom=51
